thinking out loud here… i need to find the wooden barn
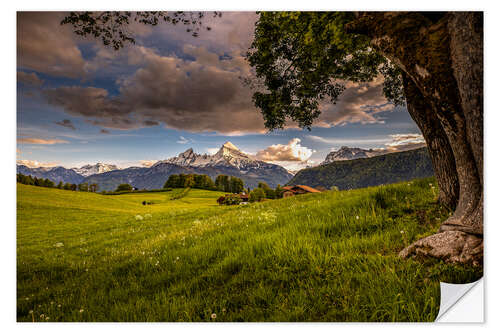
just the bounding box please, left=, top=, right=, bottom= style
left=282, top=185, right=321, bottom=198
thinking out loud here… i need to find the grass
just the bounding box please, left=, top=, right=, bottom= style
left=16, top=178, right=482, bottom=322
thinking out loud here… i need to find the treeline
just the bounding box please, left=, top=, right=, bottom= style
left=163, top=173, right=245, bottom=193
left=17, top=173, right=99, bottom=192
left=249, top=182, right=285, bottom=202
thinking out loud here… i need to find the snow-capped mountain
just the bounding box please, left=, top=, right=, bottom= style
left=321, top=146, right=382, bottom=165
left=84, top=141, right=293, bottom=191
left=158, top=141, right=274, bottom=171
left=72, top=163, right=119, bottom=177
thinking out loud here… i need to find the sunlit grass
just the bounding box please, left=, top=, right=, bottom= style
left=16, top=179, right=481, bottom=322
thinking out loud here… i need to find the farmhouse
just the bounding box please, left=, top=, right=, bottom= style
left=282, top=185, right=321, bottom=198
left=217, top=193, right=249, bottom=205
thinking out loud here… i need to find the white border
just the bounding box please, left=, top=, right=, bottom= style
left=3, top=0, right=499, bottom=331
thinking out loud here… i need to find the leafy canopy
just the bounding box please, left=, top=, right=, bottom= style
left=246, top=12, right=404, bottom=131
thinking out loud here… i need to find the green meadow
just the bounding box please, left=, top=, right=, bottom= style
left=16, top=179, right=482, bottom=322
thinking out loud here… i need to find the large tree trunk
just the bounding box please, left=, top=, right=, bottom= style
left=402, top=73, right=459, bottom=209
left=347, top=12, right=483, bottom=266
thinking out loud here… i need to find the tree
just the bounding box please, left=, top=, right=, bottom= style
left=78, top=182, right=89, bottom=192
left=230, top=176, right=245, bottom=193
left=57, top=181, right=63, bottom=189
left=63, top=183, right=71, bottom=190
left=115, top=183, right=133, bottom=192
left=275, top=184, right=284, bottom=198
left=249, top=188, right=266, bottom=203
left=89, top=183, right=99, bottom=192
left=164, top=174, right=181, bottom=188
left=215, top=175, right=230, bottom=192
left=70, top=184, right=77, bottom=191
left=247, top=12, right=482, bottom=265
left=258, top=182, right=275, bottom=199
left=61, top=12, right=221, bottom=50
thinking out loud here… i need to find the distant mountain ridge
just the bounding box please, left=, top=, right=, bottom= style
left=289, top=147, right=434, bottom=190
left=16, top=165, right=85, bottom=184
left=321, top=146, right=382, bottom=164
left=72, top=163, right=118, bottom=177
left=18, top=142, right=293, bottom=191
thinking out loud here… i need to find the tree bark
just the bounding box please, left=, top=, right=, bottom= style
left=347, top=12, right=483, bottom=265
left=402, top=73, right=459, bottom=209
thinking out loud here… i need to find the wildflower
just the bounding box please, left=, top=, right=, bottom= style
left=79, top=309, right=84, bottom=313
left=46, top=317, right=49, bottom=320
left=25, top=297, right=29, bottom=301
left=40, top=314, right=44, bottom=318
left=29, top=310, right=33, bottom=314
left=176, top=257, right=180, bottom=260
left=211, top=313, right=217, bottom=319
left=356, top=216, right=359, bottom=220
left=145, top=213, right=152, bottom=219
left=400, top=230, right=405, bottom=234
left=54, top=242, right=64, bottom=248
left=222, top=308, right=226, bottom=312
left=135, top=215, right=144, bottom=221
left=50, top=301, right=54, bottom=305
left=58, top=304, right=61, bottom=308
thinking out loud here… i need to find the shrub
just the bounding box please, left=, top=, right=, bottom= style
left=223, top=195, right=242, bottom=205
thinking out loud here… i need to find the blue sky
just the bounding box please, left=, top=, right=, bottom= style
left=16, top=12, right=423, bottom=171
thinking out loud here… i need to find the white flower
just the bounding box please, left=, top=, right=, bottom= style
left=79, top=309, right=84, bottom=313
left=400, top=230, right=405, bottom=234
left=29, top=310, right=33, bottom=314
left=211, top=313, right=217, bottom=319
left=145, top=213, right=152, bottom=219
left=135, top=215, right=144, bottom=221
left=54, top=242, right=64, bottom=248
left=356, top=216, right=359, bottom=220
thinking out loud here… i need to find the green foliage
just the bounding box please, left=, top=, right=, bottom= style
left=165, top=173, right=219, bottom=191
left=17, top=173, right=55, bottom=188
left=249, top=187, right=266, bottom=202
left=230, top=177, right=245, bottom=194
left=170, top=187, right=191, bottom=200
left=258, top=182, right=275, bottom=199
left=115, top=183, right=133, bottom=192
left=61, top=11, right=222, bottom=50
left=222, top=194, right=242, bottom=205
left=275, top=184, right=284, bottom=198
left=246, top=12, right=404, bottom=130
left=17, top=180, right=480, bottom=322
left=78, top=182, right=89, bottom=192
left=289, top=148, right=433, bottom=190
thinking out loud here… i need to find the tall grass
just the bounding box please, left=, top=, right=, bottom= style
left=16, top=178, right=481, bottom=322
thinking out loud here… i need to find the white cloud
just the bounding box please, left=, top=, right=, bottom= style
left=17, top=160, right=59, bottom=168
left=176, top=136, right=190, bottom=144
left=255, top=138, right=313, bottom=162
left=139, top=160, right=158, bottom=167
left=18, top=138, right=69, bottom=145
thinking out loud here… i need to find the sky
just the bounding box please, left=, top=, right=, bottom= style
left=16, top=11, right=424, bottom=171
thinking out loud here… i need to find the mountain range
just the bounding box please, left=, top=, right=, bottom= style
left=71, top=162, right=118, bottom=177
left=288, top=147, right=433, bottom=190
left=17, top=142, right=293, bottom=191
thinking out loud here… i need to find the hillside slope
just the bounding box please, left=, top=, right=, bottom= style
left=289, top=147, right=433, bottom=190
left=17, top=180, right=481, bottom=321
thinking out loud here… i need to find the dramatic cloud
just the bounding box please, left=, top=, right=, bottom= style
left=315, top=77, right=393, bottom=127
left=54, top=119, right=76, bottom=130
left=17, top=71, right=43, bottom=86
left=18, top=138, right=69, bottom=145
left=139, top=160, right=158, bottom=167
left=17, top=159, right=59, bottom=168
left=17, top=12, right=86, bottom=78
left=43, top=46, right=265, bottom=134
left=256, top=138, right=313, bottom=162
left=384, top=133, right=426, bottom=152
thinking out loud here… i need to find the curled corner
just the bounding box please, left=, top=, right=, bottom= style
left=435, top=278, right=483, bottom=322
